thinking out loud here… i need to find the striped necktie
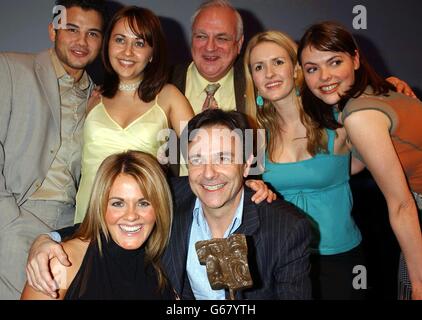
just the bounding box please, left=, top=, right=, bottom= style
left=202, top=83, right=220, bottom=111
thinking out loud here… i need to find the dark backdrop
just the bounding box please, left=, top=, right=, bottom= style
left=1, top=0, right=421, bottom=93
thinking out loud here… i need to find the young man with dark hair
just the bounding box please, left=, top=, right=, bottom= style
left=0, top=0, right=105, bottom=299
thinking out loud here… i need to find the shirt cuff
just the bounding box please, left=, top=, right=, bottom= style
left=47, top=231, right=62, bottom=243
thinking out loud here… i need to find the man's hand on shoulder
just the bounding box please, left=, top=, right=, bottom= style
left=26, top=234, right=70, bottom=299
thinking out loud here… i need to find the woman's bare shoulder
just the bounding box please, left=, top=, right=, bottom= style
left=160, top=83, right=185, bottom=99
left=63, top=238, right=90, bottom=258
left=50, top=238, right=90, bottom=291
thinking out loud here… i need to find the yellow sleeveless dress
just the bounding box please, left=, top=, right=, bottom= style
left=74, top=97, right=169, bottom=223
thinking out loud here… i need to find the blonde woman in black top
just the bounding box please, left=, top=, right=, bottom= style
left=21, top=151, right=174, bottom=299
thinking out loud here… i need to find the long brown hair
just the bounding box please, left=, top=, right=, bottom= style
left=73, top=151, right=173, bottom=291
left=297, top=21, right=395, bottom=129
left=244, top=30, right=328, bottom=160
left=101, top=6, right=168, bottom=102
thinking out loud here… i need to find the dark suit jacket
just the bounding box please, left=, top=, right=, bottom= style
left=169, top=58, right=246, bottom=114
left=167, top=58, right=247, bottom=177
left=163, top=177, right=312, bottom=300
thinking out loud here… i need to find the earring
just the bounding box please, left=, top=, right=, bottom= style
left=295, top=86, right=300, bottom=97
left=256, top=94, right=264, bottom=108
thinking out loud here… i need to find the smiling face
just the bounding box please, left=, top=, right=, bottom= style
left=191, top=6, right=243, bottom=82
left=49, top=6, right=103, bottom=79
left=301, top=46, right=360, bottom=105
left=250, top=41, right=297, bottom=105
left=188, top=125, right=250, bottom=216
left=105, top=173, right=156, bottom=250
left=108, top=18, right=153, bottom=84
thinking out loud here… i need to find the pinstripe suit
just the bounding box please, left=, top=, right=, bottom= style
left=163, top=177, right=312, bottom=300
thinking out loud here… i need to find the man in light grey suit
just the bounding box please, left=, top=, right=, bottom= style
left=0, top=0, right=105, bottom=299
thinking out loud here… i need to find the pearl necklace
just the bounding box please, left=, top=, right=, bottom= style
left=118, top=81, right=141, bottom=92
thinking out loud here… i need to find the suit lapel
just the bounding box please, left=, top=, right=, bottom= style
left=173, top=199, right=195, bottom=294
left=225, top=187, right=259, bottom=300
left=234, top=58, right=246, bottom=114
left=169, top=63, right=189, bottom=94
left=170, top=60, right=245, bottom=113
left=166, top=178, right=196, bottom=296
left=236, top=187, right=260, bottom=236
left=34, top=50, right=61, bottom=130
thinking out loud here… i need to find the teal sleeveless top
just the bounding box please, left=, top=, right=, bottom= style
left=263, top=129, right=361, bottom=255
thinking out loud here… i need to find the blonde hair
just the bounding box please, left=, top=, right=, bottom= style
left=73, top=150, right=173, bottom=291
left=243, top=30, right=327, bottom=161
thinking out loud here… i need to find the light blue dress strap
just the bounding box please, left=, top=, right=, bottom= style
left=332, top=107, right=340, bottom=120
left=327, top=108, right=340, bottom=154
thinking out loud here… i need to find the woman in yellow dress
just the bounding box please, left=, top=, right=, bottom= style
left=75, top=6, right=194, bottom=223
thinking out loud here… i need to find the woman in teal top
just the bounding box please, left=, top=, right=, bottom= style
left=297, top=21, right=422, bottom=300
left=243, top=31, right=366, bottom=299
left=263, top=128, right=361, bottom=256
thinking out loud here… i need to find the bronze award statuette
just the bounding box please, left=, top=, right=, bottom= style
left=195, top=234, right=253, bottom=300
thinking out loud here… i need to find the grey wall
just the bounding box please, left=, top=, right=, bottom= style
left=1, top=0, right=421, bottom=94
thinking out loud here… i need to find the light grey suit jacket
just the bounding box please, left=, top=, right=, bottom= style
left=0, top=50, right=93, bottom=229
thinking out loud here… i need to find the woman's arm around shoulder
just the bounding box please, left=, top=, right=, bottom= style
left=21, top=238, right=89, bottom=300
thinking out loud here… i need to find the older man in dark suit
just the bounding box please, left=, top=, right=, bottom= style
left=169, top=0, right=246, bottom=114
left=168, top=0, right=246, bottom=177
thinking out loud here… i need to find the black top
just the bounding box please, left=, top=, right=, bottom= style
left=65, top=233, right=174, bottom=300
